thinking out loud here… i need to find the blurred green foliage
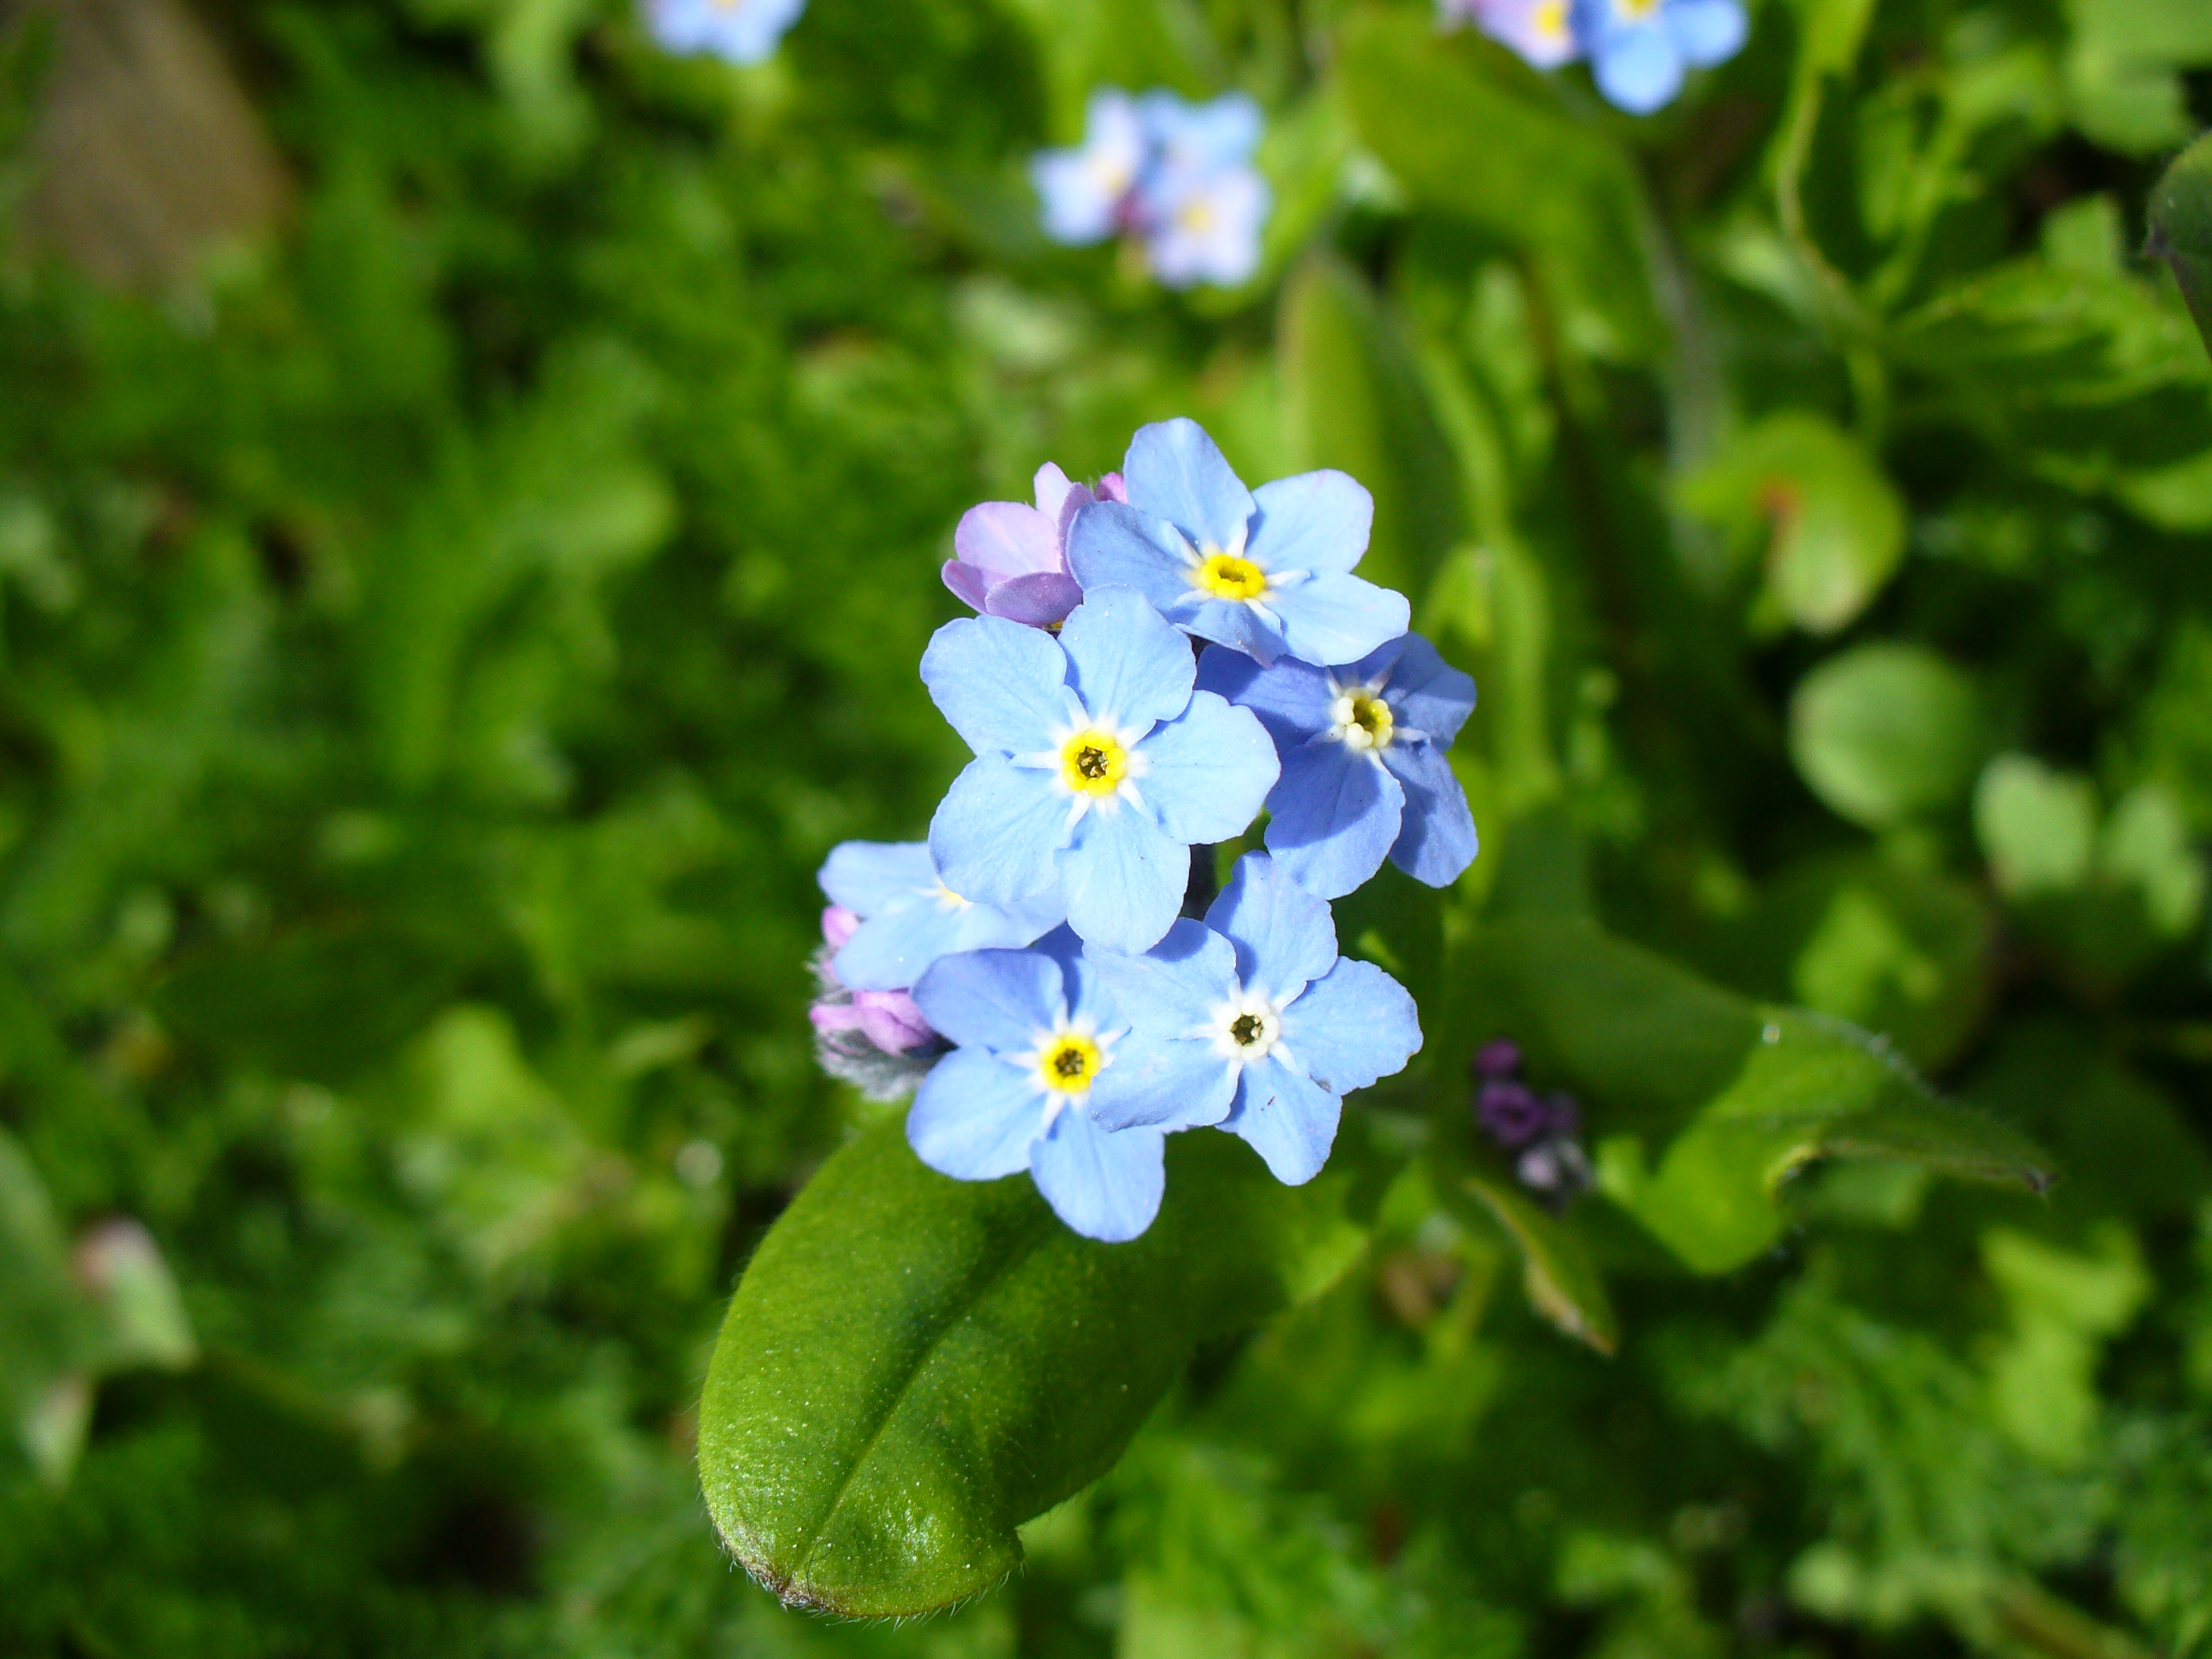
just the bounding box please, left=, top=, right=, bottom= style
left=1, top=0, right=2210, bottom=1654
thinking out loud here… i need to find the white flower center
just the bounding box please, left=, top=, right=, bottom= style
left=1206, top=989, right=1284, bottom=1064
left=1327, top=678, right=1397, bottom=754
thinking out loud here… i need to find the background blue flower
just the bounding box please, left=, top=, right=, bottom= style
left=643, top=0, right=807, bottom=64
left=1068, top=419, right=1410, bottom=665
left=818, top=840, right=1066, bottom=992
left=1084, top=855, right=1421, bottom=1185
left=1574, top=0, right=1747, bottom=114
left=1199, top=632, right=1478, bottom=899
left=1031, top=90, right=1149, bottom=246
left=907, top=929, right=1164, bottom=1242
left=922, top=585, right=1278, bottom=955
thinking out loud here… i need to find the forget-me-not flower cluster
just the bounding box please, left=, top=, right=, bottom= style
left=811, top=416, right=1482, bottom=1240
left=1440, top=0, right=1748, bottom=115
left=1031, top=89, right=1271, bottom=289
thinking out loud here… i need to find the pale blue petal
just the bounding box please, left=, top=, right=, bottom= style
left=1088, top=1032, right=1239, bottom=1132
left=1060, top=804, right=1187, bottom=955
left=1066, top=501, right=1203, bottom=619
left=1122, top=419, right=1254, bottom=553
left=1594, top=28, right=1685, bottom=114
left=911, top=947, right=1064, bottom=1053
left=908, top=1048, right=1046, bottom=1181
left=1196, top=646, right=1334, bottom=747
left=1263, top=741, right=1404, bottom=901
left=1030, top=1110, right=1166, bottom=1241
left=1270, top=571, right=1411, bottom=668
left=1187, top=595, right=1291, bottom=661
left=1058, top=584, right=1196, bottom=730
left=1205, top=853, right=1338, bottom=1002
left=1280, top=957, right=1421, bottom=1094
left=1030, top=924, right=1119, bottom=1033
left=930, top=755, right=1068, bottom=909
left=1245, top=471, right=1374, bottom=577
left=1223, top=1057, right=1340, bottom=1186
left=817, top=840, right=936, bottom=917
left=1086, top=921, right=1238, bottom=1034
left=1137, top=693, right=1279, bottom=845
left=921, top=615, right=1069, bottom=757
left=1381, top=742, right=1480, bottom=888
left=1376, top=633, right=1477, bottom=748
left=1667, top=0, right=1748, bottom=67
left=834, top=885, right=1065, bottom=992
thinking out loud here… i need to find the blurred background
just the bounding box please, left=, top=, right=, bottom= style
left=2, top=0, right=2211, bottom=1654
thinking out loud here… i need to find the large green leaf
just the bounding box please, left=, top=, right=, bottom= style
left=698, top=1116, right=1363, bottom=1617
left=1789, top=643, right=1986, bottom=830
left=2151, top=134, right=2212, bottom=361
left=1443, top=921, right=2052, bottom=1275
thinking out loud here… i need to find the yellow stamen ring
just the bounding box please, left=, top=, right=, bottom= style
left=1332, top=688, right=1396, bottom=753
left=1060, top=728, right=1131, bottom=797
left=1037, top=1033, right=1102, bottom=1095
left=1192, top=549, right=1269, bottom=602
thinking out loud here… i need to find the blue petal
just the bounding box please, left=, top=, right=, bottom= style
left=929, top=755, right=1068, bottom=909
left=1143, top=90, right=1262, bottom=169
left=1381, top=742, right=1481, bottom=888
left=921, top=615, right=1072, bottom=757
left=1269, top=572, right=1410, bottom=668
left=1122, top=419, right=1254, bottom=554
left=1086, top=920, right=1237, bottom=1034
left=1060, top=804, right=1187, bottom=955
left=1137, top=693, right=1279, bottom=845
left=1245, top=471, right=1374, bottom=577
left=911, top=947, right=1064, bottom=1053
left=1066, top=501, right=1203, bottom=618
left=1593, top=28, right=1685, bottom=114
left=1222, top=1057, right=1340, bottom=1186
left=1280, top=957, right=1421, bottom=1094
left=1666, top=0, right=1748, bottom=67
left=1058, top=584, right=1196, bottom=731
left=1186, top=595, right=1292, bottom=661
left=1377, top=633, right=1477, bottom=748
left=1262, top=741, right=1404, bottom=901
left=817, top=840, right=936, bottom=917
left=834, top=885, right=1066, bottom=992
left=1196, top=646, right=1334, bottom=748
left=1205, top=854, right=1338, bottom=1002
left=1087, top=1031, right=1239, bottom=1132
left=908, top=1047, right=1046, bottom=1181
left=1030, top=1109, right=1166, bottom=1241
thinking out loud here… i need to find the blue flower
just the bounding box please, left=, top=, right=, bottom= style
left=923, top=585, right=1280, bottom=955
left=1441, top=0, right=1582, bottom=69
left=818, top=840, right=1066, bottom=992
left=1032, top=90, right=1149, bottom=246
left=1198, top=632, right=1478, bottom=900
left=1137, top=90, right=1264, bottom=174
left=1068, top=419, right=1411, bottom=666
left=1085, top=855, right=1421, bottom=1185
left=1574, top=0, right=1747, bottom=114
left=1141, top=158, right=1271, bottom=289
left=643, top=0, right=805, bottom=64
left=908, top=929, right=1165, bottom=1241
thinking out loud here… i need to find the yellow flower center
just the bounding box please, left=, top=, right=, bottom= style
left=1038, top=1033, right=1102, bottom=1094
left=1333, top=689, right=1395, bottom=753
left=1616, top=0, right=1661, bottom=16
left=1060, top=728, right=1130, bottom=797
left=1536, top=0, right=1571, bottom=35
left=1193, top=550, right=1269, bottom=601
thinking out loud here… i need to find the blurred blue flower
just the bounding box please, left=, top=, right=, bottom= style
left=943, top=464, right=1123, bottom=628
left=1084, top=855, right=1420, bottom=1185
left=643, top=0, right=805, bottom=64
left=818, top=840, right=1065, bottom=992
left=1198, top=631, right=1478, bottom=899
left=1068, top=419, right=1411, bottom=666
left=1032, top=90, right=1150, bottom=246
left=1574, top=0, right=1746, bottom=114
left=908, top=930, right=1165, bottom=1241
left=1441, top=0, right=1582, bottom=69
left=1033, top=90, right=1271, bottom=290
left=923, top=585, right=1279, bottom=955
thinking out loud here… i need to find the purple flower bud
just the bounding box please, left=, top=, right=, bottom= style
left=1477, top=1079, right=1549, bottom=1148
left=1473, top=1038, right=1523, bottom=1080
left=1516, top=1136, right=1593, bottom=1200
left=942, top=463, right=1108, bottom=628
left=822, top=905, right=861, bottom=950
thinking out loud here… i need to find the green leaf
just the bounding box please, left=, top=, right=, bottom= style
left=1445, top=921, right=2052, bottom=1275
left=1976, top=754, right=2098, bottom=900
left=1279, top=255, right=1463, bottom=602
left=1675, top=412, right=1906, bottom=635
left=2151, top=134, right=2212, bottom=363
left=1460, top=1174, right=1618, bottom=1357
left=698, top=1117, right=1363, bottom=1617
left=1789, top=643, right=1986, bottom=830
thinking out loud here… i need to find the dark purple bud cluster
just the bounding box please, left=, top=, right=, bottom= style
left=1471, top=1038, right=1591, bottom=1207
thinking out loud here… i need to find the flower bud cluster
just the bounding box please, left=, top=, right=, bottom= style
left=1472, top=1039, right=1591, bottom=1207
left=811, top=418, right=1483, bottom=1239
